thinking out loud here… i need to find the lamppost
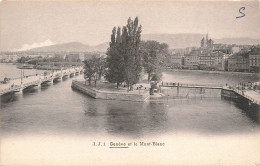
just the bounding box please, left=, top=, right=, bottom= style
left=36, top=61, right=38, bottom=76
left=52, top=62, right=54, bottom=76
left=20, top=69, right=23, bottom=84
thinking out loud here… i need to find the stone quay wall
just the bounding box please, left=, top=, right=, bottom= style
left=221, top=88, right=260, bottom=123
left=71, top=80, right=150, bottom=102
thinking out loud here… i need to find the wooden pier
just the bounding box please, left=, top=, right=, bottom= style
left=161, top=81, right=260, bottom=123
left=161, top=82, right=222, bottom=90
left=161, top=82, right=260, bottom=104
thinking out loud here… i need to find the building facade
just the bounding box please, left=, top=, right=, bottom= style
left=249, top=54, right=260, bottom=72
left=227, top=55, right=249, bottom=72
left=165, top=54, right=184, bottom=68
left=170, top=55, right=184, bottom=68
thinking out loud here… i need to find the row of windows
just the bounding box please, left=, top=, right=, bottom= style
left=249, top=63, right=260, bottom=66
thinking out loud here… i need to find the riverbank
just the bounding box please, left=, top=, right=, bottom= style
left=71, top=80, right=150, bottom=102
left=163, top=68, right=258, bottom=76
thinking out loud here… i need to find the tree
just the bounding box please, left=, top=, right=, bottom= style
left=151, top=69, right=162, bottom=82
left=105, top=27, right=125, bottom=88
left=121, top=17, right=142, bottom=90
left=77, top=59, right=82, bottom=62
left=83, top=57, right=98, bottom=86
left=84, top=56, right=106, bottom=86
left=140, top=40, right=169, bottom=82
left=17, top=56, right=26, bottom=63
left=105, top=17, right=142, bottom=90
left=96, top=57, right=106, bottom=80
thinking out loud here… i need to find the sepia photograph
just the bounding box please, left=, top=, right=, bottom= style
left=0, top=0, right=260, bottom=165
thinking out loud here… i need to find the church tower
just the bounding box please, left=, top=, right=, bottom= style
left=201, top=37, right=205, bottom=48
left=205, top=33, right=208, bottom=47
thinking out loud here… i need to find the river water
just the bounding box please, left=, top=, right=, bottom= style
left=0, top=63, right=260, bottom=165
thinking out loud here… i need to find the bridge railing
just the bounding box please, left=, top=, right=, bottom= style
left=23, top=80, right=39, bottom=87
left=1, top=67, right=82, bottom=95
left=54, top=73, right=61, bottom=77
left=9, top=74, right=39, bottom=81
left=0, top=85, right=21, bottom=95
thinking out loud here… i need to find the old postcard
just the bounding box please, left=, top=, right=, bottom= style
left=0, top=0, right=260, bottom=165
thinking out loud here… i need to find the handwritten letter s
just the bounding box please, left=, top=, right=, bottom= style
left=236, top=7, right=245, bottom=19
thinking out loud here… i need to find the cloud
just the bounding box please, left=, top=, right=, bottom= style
left=15, top=40, right=55, bottom=51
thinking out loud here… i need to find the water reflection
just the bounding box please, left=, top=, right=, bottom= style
left=80, top=99, right=169, bottom=137
left=80, top=98, right=259, bottom=138
left=106, top=106, right=144, bottom=137
left=1, top=93, right=259, bottom=137
left=23, top=87, right=39, bottom=94
left=0, top=92, right=20, bottom=104
left=145, top=103, right=169, bottom=134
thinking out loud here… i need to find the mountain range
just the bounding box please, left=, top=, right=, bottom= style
left=28, top=34, right=260, bottom=52
left=29, top=42, right=109, bottom=52
left=142, top=34, right=260, bottom=48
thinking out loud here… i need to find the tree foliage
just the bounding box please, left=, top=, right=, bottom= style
left=83, top=56, right=106, bottom=86
left=105, top=17, right=142, bottom=90
left=96, top=57, right=106, bottom=80
left=105, top=27, right=125, bottom=88
left=17, top=56, right=32, bottom=63
left=140, top=40, right=169, bottom=82
left=233, top=45, right=260, bottom=58
left=84, top=58, right=97, bottom=86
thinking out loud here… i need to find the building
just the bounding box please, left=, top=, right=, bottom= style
left=183, top=50, right=201, bottom=69
left=227, top=55, right=249, bottom=72
left=249, top=54, right=260, bottom=72
left=199, top=53, right=216, bottom=70
left=197, top=51, right=227, bottom=70
left=167, top=54, right=184, bottom=69
left=213, top=51, right=226, bottom=71
left=223, top=54, right=230, bottom=71
left=201, top=34, right=214, bottom=48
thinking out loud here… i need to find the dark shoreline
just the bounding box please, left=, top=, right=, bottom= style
left=163, top=68, right=258, bottom=76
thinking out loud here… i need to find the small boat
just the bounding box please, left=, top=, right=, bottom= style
left=17, top=64, right=34, bottom=69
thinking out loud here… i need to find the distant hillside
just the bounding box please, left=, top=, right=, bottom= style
left=29, top=42, right=91, bottom=52
left=214, top=38, right=260, bottom=45
left=28, top=35, right=260, bottom=52
left=142, top=34, right=260, bottom=49
left=142, top=33, right=204, bottom=49
left=88, top=42, right=109, bottom=52
left=28, top=41, right=109, bottom=53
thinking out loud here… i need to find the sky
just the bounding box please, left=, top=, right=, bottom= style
left=0, top=0, right=259, bottom=51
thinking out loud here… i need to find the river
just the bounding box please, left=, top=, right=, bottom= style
left=0, top=63, right=260, bottom=165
